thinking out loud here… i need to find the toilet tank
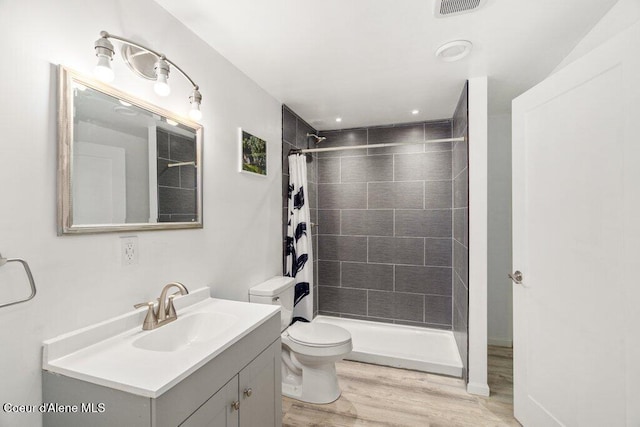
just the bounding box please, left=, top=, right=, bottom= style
left=249, top=276, right=295, bottom=331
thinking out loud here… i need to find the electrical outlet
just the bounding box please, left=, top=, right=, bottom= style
left=120, top=236, right=138, bottom=266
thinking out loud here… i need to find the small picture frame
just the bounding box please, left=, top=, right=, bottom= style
left=239, top=128, right=267, bottom=176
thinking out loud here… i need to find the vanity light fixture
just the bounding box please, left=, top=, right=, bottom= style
left=93, top=31, right=203, bottom=121
left=153, top=58, right=171, bottom=96
left=188, top=88, right=203, bottom=121
left=94, top=36, right=115, bottom=82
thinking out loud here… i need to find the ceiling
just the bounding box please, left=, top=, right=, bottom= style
left=154, top=0, right=616, bottom=130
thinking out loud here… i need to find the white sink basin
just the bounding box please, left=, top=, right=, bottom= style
left=132, top=311, right=238, bottom=352
left=42, top=288, right=280, bottom=397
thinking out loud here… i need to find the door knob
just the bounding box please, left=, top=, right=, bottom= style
left=231, top=400, right=240, bottom=411
left=508, top=270, right=523, bottom=284
left=244, top=388, right=253, bottom=397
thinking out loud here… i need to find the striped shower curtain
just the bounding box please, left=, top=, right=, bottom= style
left=285, top=154, right=313, bottom=323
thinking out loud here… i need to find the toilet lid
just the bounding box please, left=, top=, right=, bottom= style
left=287, top=322, right=351, bottom=347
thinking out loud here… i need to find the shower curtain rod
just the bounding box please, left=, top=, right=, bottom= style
left=290, top=137, right=464, bottom=154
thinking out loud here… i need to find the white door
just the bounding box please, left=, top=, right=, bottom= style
left=73, top=141, right=126, bottom=224
left=512, top=22, right=640, bottom=427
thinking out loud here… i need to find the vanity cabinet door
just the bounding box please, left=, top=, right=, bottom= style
left=180, top=376, right=239, bottom=427
left=238, top=340, right=281, bottom=427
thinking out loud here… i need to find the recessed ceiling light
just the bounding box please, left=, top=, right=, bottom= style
left=435, top=40, right=473, bottom=62
left=119, top=100, right=132, bottom=107
left=335, top=117, right=342, bottom=123
left=412, top=109, right=420, bottom=115
left=166, top=119, right=178, bottom=126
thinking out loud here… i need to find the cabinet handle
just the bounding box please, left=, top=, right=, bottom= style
left=243, top=388, right=253, bottom=397
left=231, top=401, right=240, bottom=411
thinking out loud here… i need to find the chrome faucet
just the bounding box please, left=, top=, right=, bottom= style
left=134, top=282, right=189, bottom=330
left=157, top=282, right=189, bottom=323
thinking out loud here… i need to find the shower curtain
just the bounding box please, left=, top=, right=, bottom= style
left=285, top=154, right=313, bottom=323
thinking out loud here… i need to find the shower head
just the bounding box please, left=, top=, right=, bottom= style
left=306, top=133, right=326, bottom=144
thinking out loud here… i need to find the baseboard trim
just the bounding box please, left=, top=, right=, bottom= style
left=488, top=338, right=513, bottom=347
left=467, top=382, right=491, bottom=397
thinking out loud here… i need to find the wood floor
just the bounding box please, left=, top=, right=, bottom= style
left=282, top=346, right=519, bottom=427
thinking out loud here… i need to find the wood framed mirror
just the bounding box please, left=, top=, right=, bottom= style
left=57, top=66, right=203, bottom=234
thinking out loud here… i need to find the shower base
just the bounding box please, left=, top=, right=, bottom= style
left=314, top=315, right=463, bottom=378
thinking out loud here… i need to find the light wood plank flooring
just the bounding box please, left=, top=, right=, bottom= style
left=282, top=346, right=519, bottom=427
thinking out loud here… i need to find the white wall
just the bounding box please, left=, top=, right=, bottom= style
left=467, top=76, right=489, bottom=397
left=487, top=113, right=513, bottom=347
left=553, top=0, right=640, bottom=73
left=0, top=1, right=282, bottom=425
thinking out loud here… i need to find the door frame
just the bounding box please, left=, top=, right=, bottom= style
left=467, top=76, right=490, bottom=396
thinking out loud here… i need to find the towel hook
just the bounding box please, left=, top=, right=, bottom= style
left=0, top=253, right=37, bottom=309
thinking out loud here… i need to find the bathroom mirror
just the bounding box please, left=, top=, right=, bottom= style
left=57, top=66, right=203, bottom=234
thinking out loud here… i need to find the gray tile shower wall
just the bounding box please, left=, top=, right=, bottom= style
left=315, top=120, right=455, bottom=330
left=452, top=82, right=470, bottom=381
left=157, top=129, right=197, bottom=222
left=282, top=105, right=319, bottom=317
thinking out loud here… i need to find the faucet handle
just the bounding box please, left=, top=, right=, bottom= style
left=166, top=294, right=177, bottom=320
left=134, top=301, right=158, bottom=330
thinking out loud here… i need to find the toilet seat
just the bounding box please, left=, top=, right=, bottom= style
left=287, top=322, right=351, bottom=347
left=282, top=322, right=352, bottom=359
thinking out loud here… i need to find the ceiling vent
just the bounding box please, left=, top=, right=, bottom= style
left=434, top=0, right=488, bottom=18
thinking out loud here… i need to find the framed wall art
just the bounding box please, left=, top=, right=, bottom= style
left=239, top=128, right=267, bottom=176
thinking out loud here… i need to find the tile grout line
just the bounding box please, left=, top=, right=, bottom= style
left=327, top=285, right=453, bottom=298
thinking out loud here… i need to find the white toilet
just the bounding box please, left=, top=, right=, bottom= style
left=249, top=277, right=352, bottom=404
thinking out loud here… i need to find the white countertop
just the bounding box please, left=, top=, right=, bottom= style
left=42, top=288, right=280, bottom=398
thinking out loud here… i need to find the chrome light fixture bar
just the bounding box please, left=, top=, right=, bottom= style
left=93, top=30, right=202, bottom=121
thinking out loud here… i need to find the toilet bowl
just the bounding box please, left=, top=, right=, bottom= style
left=281, top=322, right=352, bottom=403
left=249, top=277, right=352, bottom=404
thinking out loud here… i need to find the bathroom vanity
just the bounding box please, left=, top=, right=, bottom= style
left=42, top=288, right=282, bottom=427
